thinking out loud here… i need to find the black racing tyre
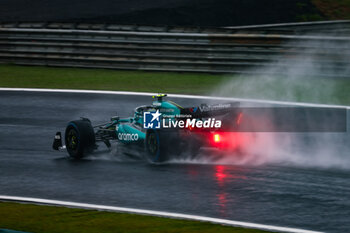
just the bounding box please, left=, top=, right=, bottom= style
left=65, top=119, right=95, bottom=159
left=144, top=129, right=179, bottom=163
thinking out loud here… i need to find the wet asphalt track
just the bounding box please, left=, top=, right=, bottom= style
left=0, top=90, right=350, bottom=233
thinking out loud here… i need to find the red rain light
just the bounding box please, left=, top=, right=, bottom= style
left=214, top=134, right=220, bottom=143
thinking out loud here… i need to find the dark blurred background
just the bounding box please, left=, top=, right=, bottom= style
left=0, top=0, right=349, bottom=26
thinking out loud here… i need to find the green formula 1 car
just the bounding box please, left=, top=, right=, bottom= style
left=53, top=94, right=241, bottom=163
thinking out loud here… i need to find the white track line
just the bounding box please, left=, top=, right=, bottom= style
left=0, top=195, right=322, bottom=233
left=2, top=27, right=349, bottom=40
left=0, top=87, right=349, bottom=109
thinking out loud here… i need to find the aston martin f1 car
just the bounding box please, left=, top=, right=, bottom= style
left=53, top=94, right=241, bottom=163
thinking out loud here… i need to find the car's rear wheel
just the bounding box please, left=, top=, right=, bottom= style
left=145, top=130, right=165, bottom=163
left=65, top=119, right=95, bottom=159
left=145, top=129, right=179, bottom=163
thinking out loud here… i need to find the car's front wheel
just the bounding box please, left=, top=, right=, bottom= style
left=65, top=119, right=95, bottom=159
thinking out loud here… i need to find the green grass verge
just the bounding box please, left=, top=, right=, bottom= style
left=0, top=202, right=269, bottom=233
left=0, top=64, right=349, bottom=105
left=0, top=64, right=228, bottom=95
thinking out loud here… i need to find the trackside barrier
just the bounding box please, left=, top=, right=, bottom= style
left=0, top=21, right=349, bottom=76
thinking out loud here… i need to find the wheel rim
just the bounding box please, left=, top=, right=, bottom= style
left=67, top=129, right=78, bottom=151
